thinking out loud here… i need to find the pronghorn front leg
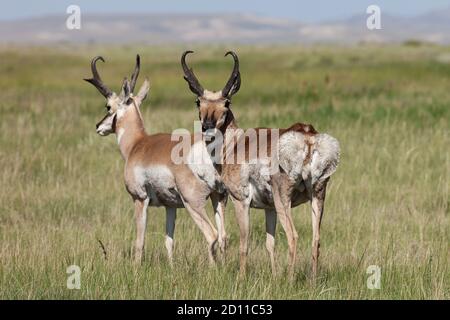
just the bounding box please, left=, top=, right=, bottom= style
left=211, top=192, right=228, bottom=254
left=232, top=198, right=250, bottom=276
left=165, top=207, right=176, bottom=267
left=182, top=200, right=218, bottom=265
left=134, top=197, right=149, bottom=265
left=311, top=179, right=328, bottom=280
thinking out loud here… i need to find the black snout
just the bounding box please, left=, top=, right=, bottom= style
left=96, top=113, right=110, bottom=130
left=202, top=120, right=215, bottom=132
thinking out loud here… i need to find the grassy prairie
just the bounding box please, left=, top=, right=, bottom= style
left=0, top=44, right=448, bottom=299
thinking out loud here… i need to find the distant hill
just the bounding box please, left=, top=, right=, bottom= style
left=1, top=10, right=450, bottom=45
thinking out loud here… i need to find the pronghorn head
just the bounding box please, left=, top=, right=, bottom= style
left=84, top=55, right=150, bottom=136
left=181, top=51, right=241, bottom=136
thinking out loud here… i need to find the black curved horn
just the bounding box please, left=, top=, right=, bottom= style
left=181, top=51, right=204, bottom=96
left=129, top=54, right=140, bottom=93
left=84, top=56, right=113, bottom=98
left=222, top=51, right=241, bottom=98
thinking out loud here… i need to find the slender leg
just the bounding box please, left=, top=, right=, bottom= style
left=272, top=177, right=298, bottom=279
left=165, top=207, right=177, bottom=267
left=211, top=192, right=228, bottom=254
left=182, top=200, right=218, bottom=265
left=275, top=201, right=297, bottom=278
left=232, top=198, right=250, bottom=276
left=311, top=179, right=328, bottom=280
left=265, top=209, right=277, bottom=275
left=134, top=197, right=149, bottom=265
left=177, top=178, right=219, bottom=265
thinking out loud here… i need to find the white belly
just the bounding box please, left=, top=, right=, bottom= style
left=133, top=165, right=183, bottom=207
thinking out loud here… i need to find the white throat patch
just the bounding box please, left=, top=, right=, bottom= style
left=116, top=106, right=127, bottom=119
left=117, top=128, right=125, bottom=144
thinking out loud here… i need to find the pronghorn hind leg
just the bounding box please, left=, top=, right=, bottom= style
left=271, top=175, right=297, bottom=279
left=265, top=209, right=277, bottom=275
left=133, top=197, right=149, bottom=265
left=311, top=178, right=328, bottom=280
left=165, top=207, right=176, bottom=267
left=211, top=192, right=228, bottom=255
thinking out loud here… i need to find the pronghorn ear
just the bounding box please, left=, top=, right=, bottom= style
left=119, top=78, right=131, bottom=100
left=135, top=78, right=150, bottom=103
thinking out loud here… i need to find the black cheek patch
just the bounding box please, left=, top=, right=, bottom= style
left=112, top=114, right=117, bottom=132
left=96, top=113, right=109, bottom=128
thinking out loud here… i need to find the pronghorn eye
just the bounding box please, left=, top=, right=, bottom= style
left=224, top=100, right=231, bottom=108
left=195, top=99, right=200, bottom=107
left=106, top=105, right=111, bottom=112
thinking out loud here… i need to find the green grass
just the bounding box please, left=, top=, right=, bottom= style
left=0, top=44, right=448, bottom=299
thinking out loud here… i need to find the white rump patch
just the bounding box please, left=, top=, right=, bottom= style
left=310, top=134, right=340, bottom=185
left=278, top=131, right=340, bottom=185
left=278, top=131, right=308, bottom=181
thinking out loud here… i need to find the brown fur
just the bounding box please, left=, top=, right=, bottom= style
left=197, top=103, right=324, bottom=278
left=281, top=122, right=318, bottom=136
left=182, top=52, right=337, bottom=279
left=99, top=97, right=226, bottom=265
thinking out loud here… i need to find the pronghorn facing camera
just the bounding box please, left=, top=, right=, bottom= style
left=84, top=55, right=227, bottom=265
left=181, top=51, right=340, bottom=278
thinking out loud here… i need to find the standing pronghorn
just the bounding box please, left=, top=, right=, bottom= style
left=84, top=55, right=227, bottom=265
left=180, top=51, right=340, bottom=278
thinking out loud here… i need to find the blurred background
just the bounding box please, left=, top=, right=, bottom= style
left=2, top=0, right=450, bottom=45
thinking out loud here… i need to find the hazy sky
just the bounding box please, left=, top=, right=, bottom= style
left=1, top=0, right=450, bottom=22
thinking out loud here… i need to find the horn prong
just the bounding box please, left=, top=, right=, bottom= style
left=84, top=56, right=113, bottom=98
left=222, top=51, right=241, bottom=98
left=129, top=54, right=140, bottom=93
left=181, top=51, right=204, bottom=96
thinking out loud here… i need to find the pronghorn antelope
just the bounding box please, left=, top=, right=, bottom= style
left=181, top=51, right=340, bottom=278
left=84, top=55, right=227, bottom=265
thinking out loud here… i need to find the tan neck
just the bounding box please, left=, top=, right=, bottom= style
left=115, top=103, right=146, bottom=160
left=222, top=110, right=238, bottom=131
left=219, top=110, right=240, bottom=167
